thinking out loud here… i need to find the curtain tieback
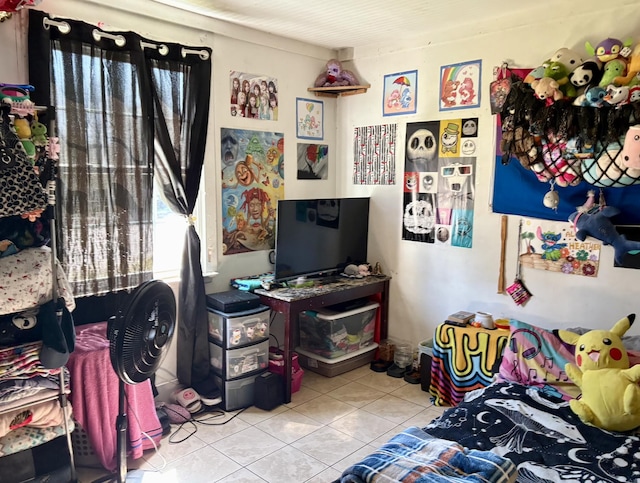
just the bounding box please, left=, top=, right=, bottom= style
left=186, top=214, right=196, bottom=226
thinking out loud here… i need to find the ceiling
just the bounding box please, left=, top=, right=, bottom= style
left=150, top=0, right=562, bottom=51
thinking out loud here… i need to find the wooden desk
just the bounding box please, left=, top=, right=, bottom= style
left=255, top=276, right=390, bottom=403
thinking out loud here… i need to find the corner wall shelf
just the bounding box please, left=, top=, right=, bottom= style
left=307, top=85, right=370, bottom=98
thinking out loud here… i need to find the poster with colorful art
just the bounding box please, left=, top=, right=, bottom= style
left=221, top=128, right=284, bottom=255
left=297, top=143, right=328, bottom=179
left=353, top=124, right=396, bottom=185
left=383, top=70, right=417, bottom=116
left=230, top=71, right=278, bottom=120
left=296, top=97, right=323, bottom=139
left=518, top=218, right=600, bottom=277
left=439, top=60, right=482, bottom=111
left=402, top=118, right=478, bottom=247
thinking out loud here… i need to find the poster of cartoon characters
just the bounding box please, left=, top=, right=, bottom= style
left=518, top=218, right=600, bottom=277
left=439, top=60, right=482, bottom=111
left=296, top=97, right=323, bottom=140
left=221, top=128, right=284, bottom=255
left=402, top=118, right=478, bottom=247
left=230, top=71, right=278, bottom=120
left=383, top=70, right=417, bottom=116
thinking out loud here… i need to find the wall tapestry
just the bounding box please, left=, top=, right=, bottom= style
left=297, top=142, right=328, bottom=180
left=402, top=118, right=478, bottom=247
left=439, top=59, right=482, bottom=111
left=353, top=124, right=396, bottom=185
left=519, top=218, right=600, bottom=277
left=383, top=70, right=417, bottom=116
left=296, top=97, right=323, bottom=140
left=230, top=71, right=278, bottom=120
left=221, top=128, right=284, bottom=255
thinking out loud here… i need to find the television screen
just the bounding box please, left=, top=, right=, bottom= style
left=274, top=197, right=370, bottom=282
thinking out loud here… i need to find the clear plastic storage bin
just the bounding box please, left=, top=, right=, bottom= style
left=299, top=302, right=378, bottom=359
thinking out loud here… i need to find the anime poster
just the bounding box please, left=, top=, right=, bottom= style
left=518, top=218, right=600, bottom=277
left=402, top=118, right=478, bottom=247
left=230, top=71, right=278, bottom=120
left=221, top=128, right=284, bottom=255
left=383, top=70, right=417, bottom=116
left=297, top=143, right=328, bottom=180
left=439, top=60, right=482, bottom=111
left=296, top=97, right=323, bottom=139
left=353, top=124, right=396, bottom=185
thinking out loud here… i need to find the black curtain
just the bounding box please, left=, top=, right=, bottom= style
left=145, top=48, right=213, bottom=393
left=28, top=11, right=213, bottom=390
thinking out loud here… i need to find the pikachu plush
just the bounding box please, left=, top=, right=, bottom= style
left=559, top=315, right=640, bottom=432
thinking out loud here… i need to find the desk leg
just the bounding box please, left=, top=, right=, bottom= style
left=283, top=308, right=292, bottom=404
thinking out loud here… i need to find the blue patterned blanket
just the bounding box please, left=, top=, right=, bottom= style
left=338, top=426, right=517, bottom=483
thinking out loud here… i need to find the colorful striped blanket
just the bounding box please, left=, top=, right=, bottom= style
left=338, top=426, right=517, bottom=483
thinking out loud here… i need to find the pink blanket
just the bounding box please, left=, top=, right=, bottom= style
left=67, top=322, right=163, bottom=472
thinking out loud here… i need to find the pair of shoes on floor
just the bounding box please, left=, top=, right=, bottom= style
left=386, top=363, right=420, bottom=383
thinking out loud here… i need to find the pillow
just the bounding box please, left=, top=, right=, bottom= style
left=497, top=319, right=580, bottom=400
left=498, top=319, right=640, bottom=401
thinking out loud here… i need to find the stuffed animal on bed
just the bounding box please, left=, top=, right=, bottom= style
left=559, top=315, right=640, bottom=432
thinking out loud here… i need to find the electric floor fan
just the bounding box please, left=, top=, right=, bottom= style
left=93, top=280, right=176, bottom=483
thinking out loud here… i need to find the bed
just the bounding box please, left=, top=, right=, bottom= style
left=336, top=319, right=640, bottom=482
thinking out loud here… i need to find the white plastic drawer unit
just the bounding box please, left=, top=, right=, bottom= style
left=210, top=339, right=269, bottom=379
left=207, top=305, right=269, bottom=349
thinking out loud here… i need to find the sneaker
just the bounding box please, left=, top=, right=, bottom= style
left=199, top=387, right=222, bottom=407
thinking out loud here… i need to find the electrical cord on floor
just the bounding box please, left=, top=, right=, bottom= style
left=161, top=403, right=248, bottom=444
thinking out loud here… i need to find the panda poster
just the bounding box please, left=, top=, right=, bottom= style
left=402, top=119, right=478, bottom=247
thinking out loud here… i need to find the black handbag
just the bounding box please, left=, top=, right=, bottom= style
left=0, top=106, right=47, bottom=218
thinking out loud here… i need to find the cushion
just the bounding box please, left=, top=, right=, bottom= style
left=498, top=319, right=640, bottom=400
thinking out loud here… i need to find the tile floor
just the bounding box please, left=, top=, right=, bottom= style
left=74, top=365, right=447, bottom=483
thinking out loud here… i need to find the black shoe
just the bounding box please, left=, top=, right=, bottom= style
left=386, top=363, right=407, bottom=378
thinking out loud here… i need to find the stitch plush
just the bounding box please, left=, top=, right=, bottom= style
left=568, top=205, right=640, bottom=265
left=559, top=315, right=640, bottom=432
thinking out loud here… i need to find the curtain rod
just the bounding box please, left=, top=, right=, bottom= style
left=42, top=16, right=209, bottom=60
left=42, top=17, right=71, bottom=34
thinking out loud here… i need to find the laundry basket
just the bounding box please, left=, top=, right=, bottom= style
left=71, top=422, right=102, bottom=468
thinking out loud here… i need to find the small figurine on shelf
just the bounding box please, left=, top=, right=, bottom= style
left=314, top=59, right=360, bottom=88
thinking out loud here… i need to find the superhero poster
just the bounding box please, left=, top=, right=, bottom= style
left=221, top=128, right=284, bottom=255
left=402, top=119, right=478, bottom=248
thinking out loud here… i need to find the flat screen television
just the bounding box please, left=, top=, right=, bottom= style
left=274, top=197, right=370, bottom=282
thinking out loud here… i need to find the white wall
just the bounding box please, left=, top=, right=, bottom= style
left=337, top=0, right=640, bottom=342
left=4, top=0, right=640, bottom=385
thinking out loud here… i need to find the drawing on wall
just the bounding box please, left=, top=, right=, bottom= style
left=402, top=118, right=478, bottom=247
left=518, top=218, right=600, bottom=277
left=353, top=124, right=396, bottom=185
left=230, top=71, right=278, bottom=120
left=383, top=70, right=417, bottom=116
left=439, top=60, right=482, bottom=111
left=220, top=128, right=284, bottom=255
left=296, top=97, right=323, bottom=140
left=297, top=143, right=328, bottom=180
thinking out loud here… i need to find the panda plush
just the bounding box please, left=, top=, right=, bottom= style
left=0, top=308, right=41, bottom=347
left=569, top=58, right=604, bottom=90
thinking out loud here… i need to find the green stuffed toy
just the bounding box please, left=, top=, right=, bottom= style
left=559, top=315, right=640, bottom=432
left=543, top=61, right=577, bottom=98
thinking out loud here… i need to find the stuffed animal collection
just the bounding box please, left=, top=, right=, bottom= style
left=500, top=37, right=640, bottom=210
left=559, top=315, right=640, bottom=432
left=524, top=38, right=640, bottom=108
